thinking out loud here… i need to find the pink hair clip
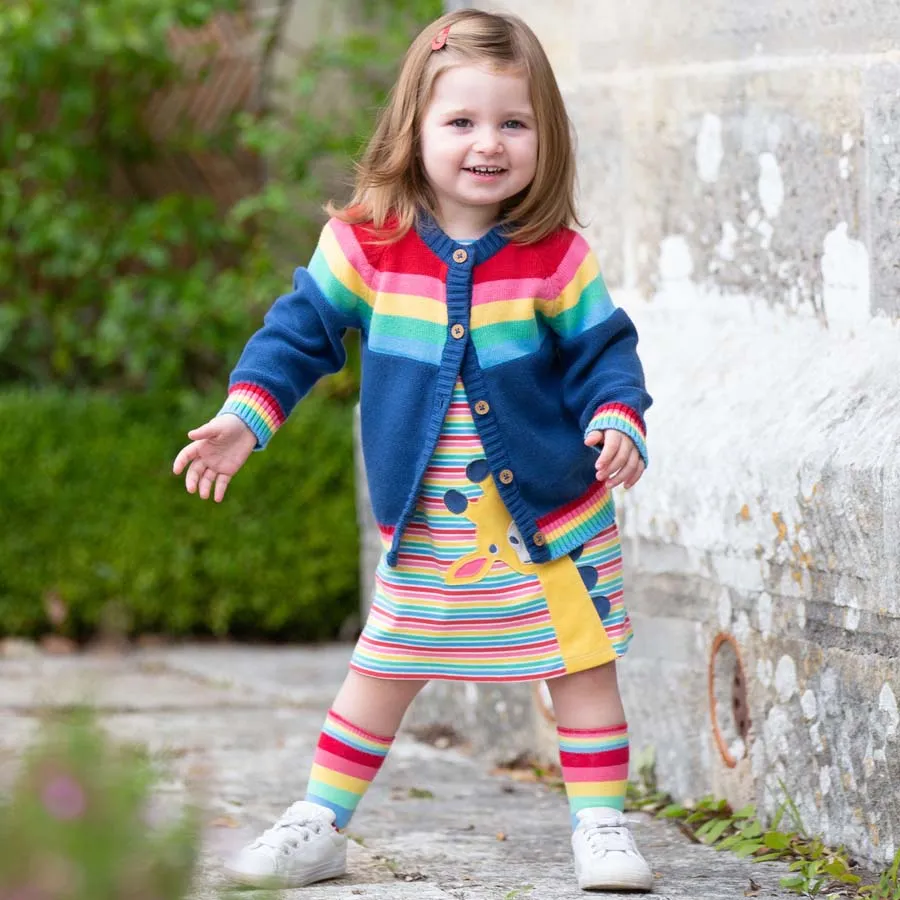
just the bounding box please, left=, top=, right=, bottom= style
left=431, top=25, right=451, bottom=51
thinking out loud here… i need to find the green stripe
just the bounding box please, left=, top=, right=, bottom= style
left=305, top=780, right=361, bottom=809
left=369, top=313, right=445, bottom=344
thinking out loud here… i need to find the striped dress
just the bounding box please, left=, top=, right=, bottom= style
left=350, top=379, right=633, bottom=683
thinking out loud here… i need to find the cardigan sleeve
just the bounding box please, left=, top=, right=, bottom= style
left=539, top=232, right=652, bottom=466
left=218, top=219, right=372, bottom=448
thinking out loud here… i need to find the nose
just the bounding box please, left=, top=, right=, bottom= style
left=472, top=126, right=503, bottom=155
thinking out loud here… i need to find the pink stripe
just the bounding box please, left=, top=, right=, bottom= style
left=472, top=277, right=545, bottom=305
left=560, top=763, right=630, bottom=783
left=355, top=638, right=559, bottom=661
left=550, top=232, right=591, bottom=291
left=329, top=221, right=448, bottom=299
left=313, top=747, right=381, bottom=781
left=372, top=269, right=447, bottom=299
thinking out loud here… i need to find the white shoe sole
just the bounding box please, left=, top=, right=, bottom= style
left=223, top=857, right=347, bottom=889
left=578, top=871, right=653, bottom=892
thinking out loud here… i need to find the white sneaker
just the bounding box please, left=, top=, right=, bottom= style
left=572, top=808, right=653, bottom=892
left=223, top=800, right=347, bottom=889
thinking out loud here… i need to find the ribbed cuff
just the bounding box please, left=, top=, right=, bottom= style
left=585, top=402, right=648, bottom=467
left=219, top=382, right=285, bottom=450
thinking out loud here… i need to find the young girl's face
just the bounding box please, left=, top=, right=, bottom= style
left=419, top=63, right=538, bottom=236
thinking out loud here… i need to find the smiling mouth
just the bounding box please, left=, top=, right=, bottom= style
left=465, top=166, right=506, bottom=175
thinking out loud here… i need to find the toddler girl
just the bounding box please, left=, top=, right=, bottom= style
left=174, top=8, right=653, bottom=892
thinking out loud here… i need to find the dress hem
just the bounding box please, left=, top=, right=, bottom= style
left=347, top=644, right=624, bottom=684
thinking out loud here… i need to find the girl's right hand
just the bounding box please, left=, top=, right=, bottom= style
left=172, top=414, right=258, bottom=502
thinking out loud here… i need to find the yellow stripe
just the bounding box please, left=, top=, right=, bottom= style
left=376, top=291, right=447, bottom=324
left=319, top=225, right=374, bottom=310
left=566, top=780, right=628, bottom=798
left=541, top=253, right=600, bottom=317
left=470, top=297, right=534, bottom=328
left=309, top=764, right=370, bottom=794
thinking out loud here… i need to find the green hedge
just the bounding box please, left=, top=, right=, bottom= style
left=1, top=389, right=359, bottom=641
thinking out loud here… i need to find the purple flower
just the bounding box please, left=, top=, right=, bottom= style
left=41, top=774, right=87, bottom=821
left=2, top=887, right=47, bottom=900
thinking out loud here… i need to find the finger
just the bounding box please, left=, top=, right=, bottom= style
left=595, top=432, right=622, bottom=474
left=608, top=453, right=641, bottom=489
left=173, top=442, right=200, bottom=475
left=624, top=460, right=646, bottom=490
left=214, top=474, right=232, bottom=503
left=603, top=441, right=634, bottom=485
left=584, top=430, right=604, bottom=449
left=185, top=459, right=207, bottom=495
left=187, top=420, right=220, bottom=441
left=198, top=468, right=216, bottom=501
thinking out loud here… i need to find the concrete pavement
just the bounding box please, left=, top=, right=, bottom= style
left=0, top=642, right=801, bottom=899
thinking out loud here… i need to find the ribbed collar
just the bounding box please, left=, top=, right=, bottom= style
left=415, top=211, right=509, bottom=265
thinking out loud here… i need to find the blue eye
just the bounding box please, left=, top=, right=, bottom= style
left=504, top=120, right=526, bottom=129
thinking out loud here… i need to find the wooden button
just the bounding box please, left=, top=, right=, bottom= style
left=450, top=323, right=465, bottom=339
left=533, top=532, right=546, bottom=547
left=499, top=469, right=514, bottom=485
left=474, top=400, right=490, bottom=415
left=452, top=248, right=468, bottom=264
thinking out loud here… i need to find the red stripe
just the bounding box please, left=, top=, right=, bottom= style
left=559, top=747, right=629, bottom=768
left=537, top=481, right=609, bottom=528
left=228, top=382, right=286, bottom=425
left=317, top=732, right=388, bottom=768
left=590, top=402, right=646, bottom=436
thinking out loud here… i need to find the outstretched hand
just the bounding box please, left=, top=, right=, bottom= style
left=584, top=430, right=645, bottom=490
left=172, top=414, right=257, bottom=502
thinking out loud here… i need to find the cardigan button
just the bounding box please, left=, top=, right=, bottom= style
left=533, top=532, right=546, bottom=547
left=499, top=468, right=514, bottom=485
left=474, top=400, right=490, bottom=415
left=452, top=248, right=469, bottom=264
left=450, top=323, right=466, bottom=339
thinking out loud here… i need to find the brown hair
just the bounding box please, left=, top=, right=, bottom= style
left=326, top=9, right=580, bottom=244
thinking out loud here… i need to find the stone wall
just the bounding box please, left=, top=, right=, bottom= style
left=483, top=0, right=900, bottom=864
left=390, top=0, right=900, bottom=866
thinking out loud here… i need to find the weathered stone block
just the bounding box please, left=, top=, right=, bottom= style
left=618, top=66, right=866, bottom=316
left=864, top=63, right=900, bottom=319
left=570, top=0, right=900, bottom=68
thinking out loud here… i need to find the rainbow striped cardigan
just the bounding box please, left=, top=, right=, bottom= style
left=220, top=216, right=652, bottom=567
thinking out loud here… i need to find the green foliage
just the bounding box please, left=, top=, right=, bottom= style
left=860, top=850, right=900, bottom=900
left=626, top=761, right=888, bottom=899
left=0, top=0, right=271, bottom=393
left=0, top=0, right=442, bottom=396
left=0, top=388, right=359, bottom=640
left=0, top=711, right=199, bottom=899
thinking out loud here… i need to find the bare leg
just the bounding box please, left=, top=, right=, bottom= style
left=546, top=660, right=625, bottom=728
left=330, top=669, right=428, bottom=736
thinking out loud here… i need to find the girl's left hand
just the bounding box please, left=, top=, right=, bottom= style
left=584, top=430, right=645, bottom=490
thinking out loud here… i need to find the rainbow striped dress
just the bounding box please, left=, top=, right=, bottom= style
left=350, top=379, right=633, bottom=683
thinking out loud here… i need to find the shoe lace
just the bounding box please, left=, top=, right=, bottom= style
left=582, top=821, right=636, bottom=855
left=255, top=804, right=325, bottom=850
